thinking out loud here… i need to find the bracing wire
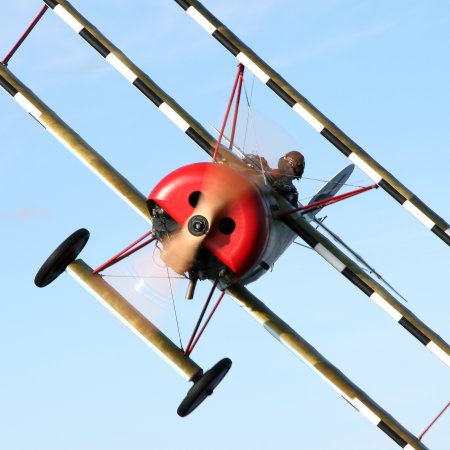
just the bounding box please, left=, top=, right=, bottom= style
left=241, top=77, right=365, bottom=192
left=242, top=75, right=254, bottom=152
left=166, top=264, right=184, bottom=350
left=155, top=242, right=184, bottom=350
left=293, top=241, right=313, bottom=250
left=102, top=275, right=186, bottom=279
left=242, top=76, right=269, bottom=183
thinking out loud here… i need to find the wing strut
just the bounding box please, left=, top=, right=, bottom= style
left=227, top=283, right=428, bottom=450
left=2, top=5, right=49, bottom=65
left=173, top=0, right=450, bottom=248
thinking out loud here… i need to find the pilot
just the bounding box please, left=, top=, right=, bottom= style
left=272, top=150, right=305, bottom=206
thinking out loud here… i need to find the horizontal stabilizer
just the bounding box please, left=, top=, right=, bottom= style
left=304, top=164, right=355, bottom=219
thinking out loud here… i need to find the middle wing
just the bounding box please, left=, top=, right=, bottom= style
left=278, top=193, right=450, bottom=367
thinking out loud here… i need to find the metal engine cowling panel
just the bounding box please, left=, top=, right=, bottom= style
left=148, top=162, right=269, bottom=276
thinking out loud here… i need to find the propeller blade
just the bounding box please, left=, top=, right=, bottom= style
left=161, top=225, right=208, bottom=275
left=161, top=163, right=258, bottom=275
left=68, top=259, right=201, bottom=381
left=175, top=0, right=450, bottom=248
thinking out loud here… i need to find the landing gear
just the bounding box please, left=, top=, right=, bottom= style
left=34, top=228, right=90, bottom=287
left=178, top=358, right=232, bottom=417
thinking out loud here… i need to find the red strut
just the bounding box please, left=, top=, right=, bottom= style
left=418, top=400, right=450, bottom=441
left=212, top=64, right=245, bottom=161
left=2, top=6, right=49, bottom=65
left=184, top=279, right=219, bottom=357
left=278, top=183, right=379, bottom=218
left=229, top=65, right=245, bottom=149
left=187, top=291, right=225, bottom=355
left=93, top=230, right=154, bottom=273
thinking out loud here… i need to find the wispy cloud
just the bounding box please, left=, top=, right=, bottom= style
left=0, top=207, right=52, bottom=221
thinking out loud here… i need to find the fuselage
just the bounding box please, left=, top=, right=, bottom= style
left=148, top=162, right=297, bottom=288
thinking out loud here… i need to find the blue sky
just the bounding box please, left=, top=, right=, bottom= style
left=0, top=1, right=449, bottom=449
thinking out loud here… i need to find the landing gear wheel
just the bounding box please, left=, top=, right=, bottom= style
left=177, top=358, right=232, bottom=417
left=34, top=228, right=90, bottom=288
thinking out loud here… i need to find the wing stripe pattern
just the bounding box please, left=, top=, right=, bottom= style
left=281, top=210, right=450, bottom=367
left=321, top=128, right=351, bottom=156
left=43, top=0, right=216, bottom=158
left=0, top=67, right=150, bottom=222
left=0, top=75, right=18, bottom=96
left=79, top=29, right=109, bottom=57
left=378, top=422, right=408, bottom=448
left=398, top=318, right=430, bottom=346
left=228, top=284, right=428, bottom=450
left=212, top=31, right=240, bottom=56
left=175, top=0, right=450, bottom=247
left=0, top=75, right=43, bottom=120
left=132, top=79, right=163, bottom=107
left=0, top=75, right=44, bottom=123
left=342, top=267, right=375, bottom=297
left=53, top=3, right=83, bottom=32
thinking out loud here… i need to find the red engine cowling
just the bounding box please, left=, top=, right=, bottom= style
left=148, top=162, right=269, bottom=277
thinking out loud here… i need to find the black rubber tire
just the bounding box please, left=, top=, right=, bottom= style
left=177, top=357, right=232, bottom=417
left=34, top=228, right=90, bottom=288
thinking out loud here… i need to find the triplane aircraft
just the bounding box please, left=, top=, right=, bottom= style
left=1, top=1, right=449, bottom=448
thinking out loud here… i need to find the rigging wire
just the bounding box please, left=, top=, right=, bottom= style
left=242, top=76, right=268, bottom=183
left=166, top=264, right=183, bottom=350
left=101, top=275, right=186, bottom=279
left=242, top=75, right=255, bottom=152
left=293, top=241, right=313, bottom=250
left=240, top=76, right=366, bottom=192
left=279, top=171, right=367, bottom=188
left=155, top=242, right=184, bottom=350
left=301, top=175, right=365, bottom=188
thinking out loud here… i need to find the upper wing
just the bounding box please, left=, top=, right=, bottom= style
left=173, top=0, right=450, bottom=248
left=42, top=0, right=218, bottom=160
